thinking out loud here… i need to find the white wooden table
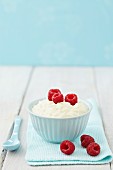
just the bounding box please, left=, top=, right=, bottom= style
left=0, top=67, right=113, bottom=170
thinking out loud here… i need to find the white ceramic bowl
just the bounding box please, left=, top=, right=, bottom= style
left=28, top=99, right=92, bottom=143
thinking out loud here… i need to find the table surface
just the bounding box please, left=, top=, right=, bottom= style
left=0, top=67, right=113, bottom=170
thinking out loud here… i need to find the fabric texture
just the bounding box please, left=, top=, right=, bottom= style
left=25, top=99, right=113, bottom=166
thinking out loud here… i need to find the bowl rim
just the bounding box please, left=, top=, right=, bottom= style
left=27, top=98, right=92, bottom=120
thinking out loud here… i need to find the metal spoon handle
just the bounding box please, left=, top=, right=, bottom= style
left=12, top=116, right=22, bottom=137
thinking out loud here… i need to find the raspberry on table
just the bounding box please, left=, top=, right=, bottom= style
left=60, top=140, right=75, bottom=155
left=65, top=94, right=78, bottom=105
left=87, top=142, right=100, bottom=156
left=81, top=134, right=88, bottom=142
left=80, top=134, right=95, bottom=148
left=52, top=93, right=64, bottom=104
left=48, top=89, right=61, bottom=101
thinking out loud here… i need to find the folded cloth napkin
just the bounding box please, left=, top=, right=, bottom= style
left=25, top=99, right=113, bottom=166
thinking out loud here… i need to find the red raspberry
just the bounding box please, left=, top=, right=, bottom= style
left=80, top=134, right=95, bottom=148
left=87, top=142, right=100, bottom=156
left=60, top=140, right=75, bottom=155
left=48, top=89, right=61, bottom=101
left=65, top=94, right=78, bottom=105
left=52, top=93, right=64, bottom=104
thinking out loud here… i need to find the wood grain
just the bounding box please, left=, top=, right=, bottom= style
left=0, top=67, right=32, bottom=169
left=94, top=67, right=113, bottom=169
left=2, top=67, right=111, bottom=170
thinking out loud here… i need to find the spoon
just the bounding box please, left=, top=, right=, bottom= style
left=3, top=116, right=22, bottom=151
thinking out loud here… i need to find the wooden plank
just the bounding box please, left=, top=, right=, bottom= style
left=2, top=67, right=110, bottom=170
left=111, top=163, right=113, bottom=170
left=94, top=67, right=113, bottom=168
left=0, top=66, right=32, bottom=168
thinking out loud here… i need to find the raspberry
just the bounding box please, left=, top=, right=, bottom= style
left=65, top=94, right=78, bottom=105
left=48, top=89, right=61, bottom=101
left=81, top=134, right=88, bottom=142
left=52, top=93, right=64, bottom=104
left=87, top=142, right=100, bottom=156
left=60, top=140, right=75, bottom=155
left=80, top=134, right=95, bottom=148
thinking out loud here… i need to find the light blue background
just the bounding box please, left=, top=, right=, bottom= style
left=0, top=0, right=113, bottom=66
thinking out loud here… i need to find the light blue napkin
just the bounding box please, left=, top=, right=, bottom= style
left=25, top=99, right=113, bottom=166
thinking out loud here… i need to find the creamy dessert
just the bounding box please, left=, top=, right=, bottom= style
left=29, top=89, right=92, bottom=144
left=32, top=99, right=89, bottom=118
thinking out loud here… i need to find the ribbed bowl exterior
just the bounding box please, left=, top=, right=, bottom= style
left=29, top=103, right=91, bottom=143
